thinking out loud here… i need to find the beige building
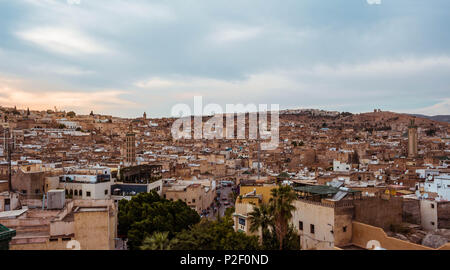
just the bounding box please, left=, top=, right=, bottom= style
left=0, top=199, right=117, bottom=250
left=292, top=199, right=353, bottom=250
left=162, top=178, right=216, bottom=214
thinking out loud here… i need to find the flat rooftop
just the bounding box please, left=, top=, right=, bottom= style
left=294, top=185, right=361, bottom=195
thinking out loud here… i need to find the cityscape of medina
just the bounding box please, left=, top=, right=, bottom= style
left=1, top=0, right=450, bottom=255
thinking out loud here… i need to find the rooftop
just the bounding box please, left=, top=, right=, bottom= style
left=294, top=185, right=361, bottom=196
left=0, top=224, right=16, bottom=241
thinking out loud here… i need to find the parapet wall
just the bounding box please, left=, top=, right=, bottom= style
left=351, top=221, right=450, bottom=250
left=353, top=196, right=403, bottom=230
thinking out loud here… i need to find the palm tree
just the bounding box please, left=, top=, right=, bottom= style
left=269, top=185, right=297, bottom=250
left=140, top=231, right=171, bottom=250
left=248, top=203, right=274, bottom=245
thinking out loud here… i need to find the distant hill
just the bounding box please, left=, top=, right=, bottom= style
left=410, top=114, right=450, bottom=123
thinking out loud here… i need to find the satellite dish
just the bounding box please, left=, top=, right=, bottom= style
left=427, top=176, right=433, bottom=181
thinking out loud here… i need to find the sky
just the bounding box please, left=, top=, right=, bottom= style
left=0, top=0, right=449, bottom=118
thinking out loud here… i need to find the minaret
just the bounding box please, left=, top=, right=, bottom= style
left=143, top=112, right=147, bottom=120
left=408, top=119, right=418, bottom=158
left=125, top=124, right=136, bottom=166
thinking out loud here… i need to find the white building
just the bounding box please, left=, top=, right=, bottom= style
left=333, top=160, right=351, bottom=172
left=57, top=167, right=113, bottom=200
left=57, top=118, right=81, bottom=129
left=424, top=174, right=450, bottom=201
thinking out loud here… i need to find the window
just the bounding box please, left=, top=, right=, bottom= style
left=65, top=189, right=68, bottom=195
left=431, top=222, right=435, bottom=226
left=22, top=190, right=27, bottom=194
left=310, top=224, right=315, bottom=234
left=431, top=204, right=435, bottom=209
left=62, top=238, right=71, bottom=241
left=343, top=226, right=347, bottom=232
left=79, top=190, right=82, bottom=196
left=69, top=190, right=73, bottom=195
left=86, top=191, right=91, bottom=197
left=299, top=221, right=303, bottom=231
left=239, top=218, right=246, bottom=226
left=35, top=189, right=40, bottom=194
left=105, top=189, right=108, bottom=195
left=192, top=199, right=196, bottom=203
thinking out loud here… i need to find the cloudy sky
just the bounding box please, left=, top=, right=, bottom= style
left=0, top=0, right=449, bottom=118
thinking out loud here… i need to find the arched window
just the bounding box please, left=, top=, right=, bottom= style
left=79, top=190, right=82, bottom=196
left=74, top=190, right=78, bottom=196
left=69, top=190, right=73, bottom=196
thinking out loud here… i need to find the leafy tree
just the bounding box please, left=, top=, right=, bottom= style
left=170, top=217, right=261, bottom=250
left=425, top=128, right=437, bottom=137
left=269, top=185, right=297, bottom=250
left=248, top=203, right=274, bottom=246
left=58, top=124, right=66, bottom=129
left=118, top=191, right=200, bottom=250
left=224, top=206, right=235, bottom=218
left=228, top=190, right=238, bottom=203
left=278, top=172, right=290, bottom=179
left=261, top=225, right=300, bottom=250
left=140, top=231, right=172, bottom=250
left=67, top=111, right=76, bottom=118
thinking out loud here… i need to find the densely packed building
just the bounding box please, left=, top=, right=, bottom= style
left=0, top=105, right=449, bottom=250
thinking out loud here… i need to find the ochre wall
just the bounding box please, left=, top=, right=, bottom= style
left=351, top=221, right=450, bottom=250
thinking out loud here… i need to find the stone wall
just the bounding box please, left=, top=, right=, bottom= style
left=353, top=196, right=403, bottom=230
left=351, top=221, right=450, bottom=250
left=403, top=198, right=421, bottom=225
left=437, top=202, right=450, bottom=229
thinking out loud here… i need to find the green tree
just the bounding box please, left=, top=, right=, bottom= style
left=262, top=224, right=300, bottom=250
left=248, top=203, right=274, bottom=247
left=269, top=185, right=297, bottom=250
left=67, top=111, right=76, bottom=118
left=140, top=231, right=172, bottom=250
left=118, top=191, right=200, bottom=250
left=228, top=190, right=238, bottom=204
left=278, top=172, right=290, bottom=180
left=224, top=206, right=235, bottom=218
left=170, top=217, right=261, bottom=250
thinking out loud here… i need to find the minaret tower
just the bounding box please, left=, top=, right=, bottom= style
left=125, top=124, right=136, bottom=166
left=408, top=119, right=418, bottom=158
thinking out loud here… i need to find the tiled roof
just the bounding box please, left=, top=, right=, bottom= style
left=0, top=224, right=16, bottom=241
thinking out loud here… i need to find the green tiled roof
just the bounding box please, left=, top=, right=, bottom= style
left=293, top=185, right=360, bottom=195
left=0, top=224, right=16, bottom=241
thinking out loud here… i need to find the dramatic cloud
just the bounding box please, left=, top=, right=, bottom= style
left=0, top=0, right=449, bottom=117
